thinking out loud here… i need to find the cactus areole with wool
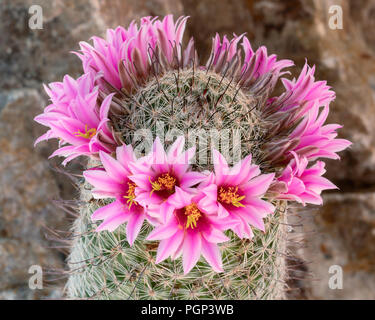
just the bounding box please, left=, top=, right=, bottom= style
left=34, top=15, right=351, bottom=299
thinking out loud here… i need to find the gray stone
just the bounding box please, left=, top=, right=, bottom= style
left=296, top=192, right=375, bottom=299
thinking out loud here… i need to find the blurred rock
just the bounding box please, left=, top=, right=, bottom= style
left=350, top=0, right=375, bottom=55
left=297, top=192, right=375, bottom=299
left=0, top=89, right=66, bottom=299
left=0, top=0, right=106, bottom=299
left=0, top=0, right=100, bottom=90
left=94, top=0, right=183, bottom=29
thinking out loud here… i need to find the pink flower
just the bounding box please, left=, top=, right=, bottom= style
left=273, top=62, right=336, bottom=113
left=206, top=34, right=293, bottom=85
left=199, top=150, right=275, bottom=239
left=34, top=73, right=117, bottom=165
left=262, top=62, right=351, bottom=166
left=129, top=136, right=206, bottom=223
left=288, top=102, right=352, bottom=161
left=83, top=145, right=151, bottom=245
left=77, top=15, right=294, bottom=95
left=146, top=187, right=235, bottom=274
left=274, top=152, right=337, bottom=205
left=76, top=15, right=188, bottom=92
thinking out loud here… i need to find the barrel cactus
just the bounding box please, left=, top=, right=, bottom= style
left=34, top=15, right=351, bottom=300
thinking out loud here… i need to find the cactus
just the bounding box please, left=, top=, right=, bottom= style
left=33, top=15, right=351, bottom=300
left=66, top=185, right=287, bottom=300
left=117, top=68, right=266, bottom=170
left=65, top=67, right=288, bottom=300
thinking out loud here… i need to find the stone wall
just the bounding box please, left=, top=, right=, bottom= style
left=1, top=0, right=374, bottom=299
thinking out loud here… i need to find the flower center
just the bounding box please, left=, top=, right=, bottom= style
left=73, top=124, right=97, bottom=139
left=149, top=173, right=177, bottom=195
left=184, top=203, right=202, bottom=229
left=218, top=186, right=245, bottom=207
left=123, top=182, right=138, bottom=209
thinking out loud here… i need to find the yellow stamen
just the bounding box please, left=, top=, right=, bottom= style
left=218, top=186, right=245, bottom=207
left=184, top=203, right=202, bottom=229
left=149, top=173, right=176, bottom=196
left=74, top=124, right=97, bottom=139
left=123, top=182, right=138, bottom=209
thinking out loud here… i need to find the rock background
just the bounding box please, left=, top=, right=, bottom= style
left=1, top=0, right=374, bottom=299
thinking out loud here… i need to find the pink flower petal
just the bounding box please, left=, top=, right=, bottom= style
left=241, top=173, right=275, bottom=197
left=91, top=200, right=128, bottom=221
left=146, top=218, right=179, bottom=241
left=83, top=169, right=124, bottom=195
left=151, top=136, right=168, bottom=171
left=167, top=136, right=185, bottom=160
left=129, top=173, right=153, bottom=190
left=180, top=171, right=206, bottom=188
left=96, top=212, right=129, bottom=232
left=202, top=227, right=229, bottom=243
left=212, top=149, right=229, bottom=185
left=99, top=151, right=130, bottom=183
left=182, top=231, right=202, bottom=274
left=167, top=187, right=194, bottom=209
left=243, top=198, right=275, bottom=217
left=116, top=144, right=136, bottom=167
left=126, top=212, right=145, bottom=246
left=300, top=190, right=323, bottom=205
left=234, top=207, right=266, bottom=232
left=155, top=230, right=184, bottom=263
left=201, top=238, right=223, bottom=272
left=217, top=203, right=230, bottom=218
